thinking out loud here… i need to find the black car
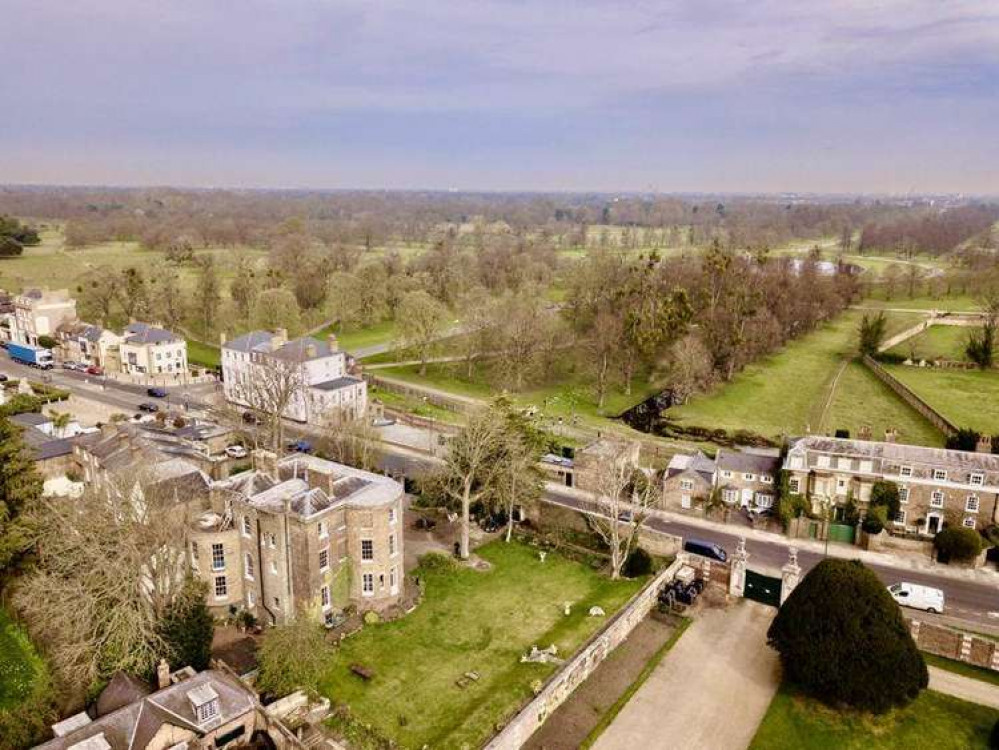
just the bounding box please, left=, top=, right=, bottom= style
left=242, top=411, right=262, bottom=425
left=683, top=538, right=728, bottom=563
left=138, top=402, right=159, bottom=413
left=147, top=387, right=168, bottom=398
left=0, top=373, right=8, bottom=382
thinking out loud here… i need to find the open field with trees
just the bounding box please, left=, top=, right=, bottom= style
left=321, top=542, right=645, bottom=749
left=888, top=325, right=978, bottom=362
left=750, top=686, right=998, bottom=750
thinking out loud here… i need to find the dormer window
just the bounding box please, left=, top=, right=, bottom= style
left=932, top=469, right=947, bottom=482
left=970, top=473, right=984, bottom=486
left=899, top=465, right=912, bottom=478
left=188, top=684, right=220, bottom=725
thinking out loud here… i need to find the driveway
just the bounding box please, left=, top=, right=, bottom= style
left=593, top=600, right=780, bottom=750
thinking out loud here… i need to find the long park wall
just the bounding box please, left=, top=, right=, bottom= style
left=908, top=618, right=999, bottom=672
left=861, top=355, right=958, bottom=438
left=483, top=556, right=688, bottom=750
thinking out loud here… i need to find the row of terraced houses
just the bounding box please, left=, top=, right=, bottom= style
left=663, top=434, right=999, bottom=537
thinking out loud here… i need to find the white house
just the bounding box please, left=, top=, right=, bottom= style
left=119, top=322, right=188, bottom=376
left=221, top=329, right=367, bottom=425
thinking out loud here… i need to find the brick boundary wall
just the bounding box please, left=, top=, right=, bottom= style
left=482, top=556, right=688, bottom=750
left=861, top=355, right=958, bottom=438
left=907, top=618, right=999, bottom=671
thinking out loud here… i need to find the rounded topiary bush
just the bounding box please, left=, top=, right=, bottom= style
left=622, top=547, right=653, bottom=578
left=934, top=526, right=983, bottom=563
left=861, top=505, right=887, bottom=535
left=767, top=558, right=928, bottom=713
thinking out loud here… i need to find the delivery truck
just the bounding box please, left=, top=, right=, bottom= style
left=7, top=342, right=54, bottom=369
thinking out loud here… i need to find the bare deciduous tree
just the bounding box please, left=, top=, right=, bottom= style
left=229, top=352, right=305, bottom=452
left=396, top=290, right=449, bottom=376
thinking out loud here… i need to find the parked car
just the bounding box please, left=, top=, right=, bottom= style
left=0, top=373, right=8, bottom=382
left=225, top=445, right=249, bottom=459
left=683, top=538, right=728, bottom=563
left=287, top=439, right=313, bottom=454
left=888, top=582, right=944, bottom=614
left=138, top=402, right=159, bottom=413
left=241, top=411, right=262, bottom=425
left=85, top=365, right=103, bottom=376
left=147, top=387, right=168, bottom=398
left=61, top=360, right=81, bottom=370
left=617, top=509, right=634, bottom=522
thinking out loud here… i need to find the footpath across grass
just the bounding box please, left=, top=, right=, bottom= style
left=888, top=324, right=977, bottom=362
left=750, top=684, right=998, bottom=750
left=321, top=541, right=645, bottom=749
left=923, top=653, right=999, bottom=688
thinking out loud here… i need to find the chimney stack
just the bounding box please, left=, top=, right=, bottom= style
left=157, top=659, right=171, bottom=690
left=219, top=331, right=227, bottom=346
left=305, top=343, right=317, bottom=359
left=858, top=424, right=872, bottom=441
left=976, top=435, right=993, bottom=454
left=273, top=328, right=288, bottom=348
left=884, top=428, right=898, bottom=444
left=327, top=333, right=339, bottom=353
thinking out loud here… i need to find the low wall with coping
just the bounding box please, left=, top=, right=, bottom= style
left=483, top=556, right=688, bottom=750
left=908, top=618, right=999, bottom=671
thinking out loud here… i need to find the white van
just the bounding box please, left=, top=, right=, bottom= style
left=888, top=582, right=945, bottom=614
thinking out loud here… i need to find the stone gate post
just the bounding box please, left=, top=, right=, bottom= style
left=780, top=546, right=801, bottom=605
left=729, top=537, right=748, bottom=598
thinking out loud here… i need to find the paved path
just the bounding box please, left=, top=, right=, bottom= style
left=928, top=666, right=999, bottom=710
left=593, top=601, right=780, bottom=750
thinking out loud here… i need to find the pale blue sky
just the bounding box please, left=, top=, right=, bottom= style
left=1, top=1, right=997, bottom=193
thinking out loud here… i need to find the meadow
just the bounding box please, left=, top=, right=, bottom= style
left=885, top=365, right=999, bottom=435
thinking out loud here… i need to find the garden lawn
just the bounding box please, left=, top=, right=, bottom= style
left=186, top=339, right=221, bottom=368
left=750, top=684, right=998, bottom=750
left=321, top=541, right=645, bottom=749
left=888, top=324, right=977, bottom=362
left=314, top=320, right=398, bottom=355
left=886, top=365, right=999, bottom=434
left=823, top=362, right=944, bottom=446
left=861, top=294, right=982, bottom=312
left=0, top=608, right=46, bottom=710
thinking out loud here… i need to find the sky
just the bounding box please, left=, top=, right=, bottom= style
left=1, top=0, right=998, bottom=194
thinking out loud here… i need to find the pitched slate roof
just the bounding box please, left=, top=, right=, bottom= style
left=716, top=449, right=780, bottom=475
left=123, top=322, right=180, bottom=345
left=95, top=673, right=151, bottom=718
left=35, top=670, right=255, bottom=750
left=271, top=336, right=334, bottom=361
left=312, top=375, right=363, bottom=391
left=789, top=435, right=999, bottom=473
left=223, top=330, right=277, bottom=353
left=666, top=450, right=716, bottom=481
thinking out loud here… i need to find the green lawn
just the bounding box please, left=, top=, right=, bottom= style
left=322, top=541, right=645, bottom=749
left=369, top=384, right=465, bottom=425
left=751, top=685, right=999, bottom=749
left=889, top=325, right=976, bottom=362
left=313, top=320, right=398, bottom=355
left=0, top=608, right=46, bottom=710
left=824, top=362, right=944, bottom=446
left=861, top=294, right=983, bottom=312
left=886, top=365, right=999, bottom=434
left=186, top=339, right=221, bottom=368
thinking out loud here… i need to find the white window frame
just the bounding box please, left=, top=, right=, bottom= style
left=318, top=520, right=328, bottom=539
left=388, top=508, right=396, bottom=525
left=390, top=566, right=398, bottom=595
left=679, top=479, right=693, bottom=491
left=389, top=533, right=397, bottom=557
left=722, top=470, right=732, bottom=479
left=319, top=547, right=330, bottom=572
left=214, top=575, right=227, bottom=599
left=321, top=584, right=331, bottom=611
left=247, top=590, right=255, bottom=607
left=963, top=516, right=977, bottom=529
left=788, top=478, right=801, bottom=494
left=899, top=465, right=913, bottom=478
left=270, top=560, right=277, bottom=575
left=755, top=493, right=773, bottom=509
left=932, top=468, right=947, bottom=481
left=242, top=516, right=252, bottom=537
left=211, top=543, right=225, bottom=572
left=361, top=539, right=374, bottom=561
left=244, top=552, right=254, bottom=580
left=680, top=494, right=692, bottom=509
left=899, top=486, right=909, bottom=504
left=966, top=494, right=980, bottom=513
left=723, top=489, right=738, bottom=504
left=930, top=491, right=944, bottom=508
left=743, top=473, right=755, bottom=481
left=894, top=509, right=906, bottom=526
left=362, top=573, right=374, bottom=596
left=761, top=474, right=774, bottom=484
left=970, top=472, right=985, bottom=486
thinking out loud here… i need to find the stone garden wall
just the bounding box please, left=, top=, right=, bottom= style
left=483, top=556, right=688, bottom=750
left=908, top=619, right=999, bottom=671
left=861, top=355, right=958, bottom=438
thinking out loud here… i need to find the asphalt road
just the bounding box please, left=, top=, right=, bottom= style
left=544, top=488, right=999, bottom=629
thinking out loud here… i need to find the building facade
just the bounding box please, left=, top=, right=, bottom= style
left=189, top=452, right=404, bottom=625
left=785, top=435, right=999, bottom=535
left=11, top=288, right=77, bottom=346
left=221, top=330, right=367, bottom=425
left=119, top=322, right=188, bottom=376
left=56, top=321, right=121, bottom=368
left=662, top=448, right=779, bottom=515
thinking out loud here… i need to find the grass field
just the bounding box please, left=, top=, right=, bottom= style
left=314, top=320, right=399, bottom=355
left=886, top=365, right=999, bottom=434
left=186, top=338, right=221, bottom=368
left=823, top=362, right=943, bottom=446
left=667, top=313, right=864, bottom=439
left=750, top=685, right=998, bottom=749
left=888, top=324, right=976, bottom=362
left=322, top=541, right=645, bottom=749
left=0, top=608, right=46, bottom=710
left=860, top=294, right=983, bottom=312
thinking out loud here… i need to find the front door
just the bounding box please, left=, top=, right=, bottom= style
left=741, top=488, right=754, bottom=507
left=926, top=513, right=942, bottom=535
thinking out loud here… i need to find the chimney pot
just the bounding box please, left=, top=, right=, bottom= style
left=327, top=334, right=339, bottom=353
left=157, top=658, right=171, bottom=690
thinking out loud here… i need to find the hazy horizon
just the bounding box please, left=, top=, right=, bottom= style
left=2, top=1, right=998, bottom=195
